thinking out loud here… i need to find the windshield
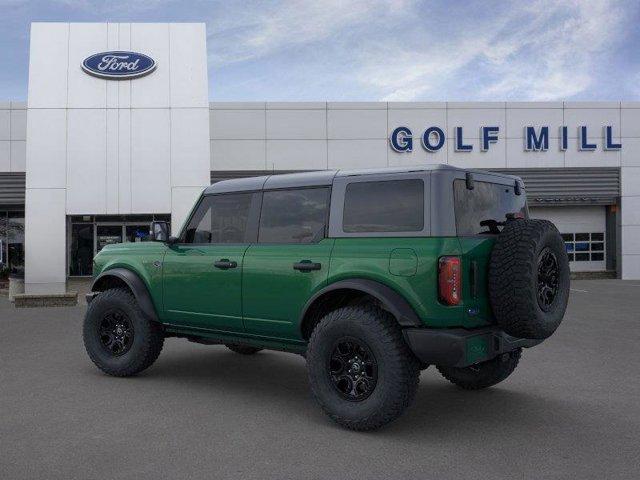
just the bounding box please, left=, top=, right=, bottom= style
left=453, top=179, right=528, bottom=235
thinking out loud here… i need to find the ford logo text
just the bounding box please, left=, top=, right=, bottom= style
left=82, top=51, right=156, bottom=80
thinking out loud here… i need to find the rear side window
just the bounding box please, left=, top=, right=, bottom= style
left=183, top=193, right=256, bottom=244
left=259, top=188, right=330, bottom=243
left=454, top=179, right=528, bottom=235
left=343, top=179, right=424, bottom=233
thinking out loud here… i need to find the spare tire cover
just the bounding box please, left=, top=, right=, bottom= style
left=488, top=219, right=570, bottom=340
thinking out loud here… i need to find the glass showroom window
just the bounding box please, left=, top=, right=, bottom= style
left=561, top=232, right=605, bottom=263
left=0, top=211, right=25, bottom=278
left=8, top=212, right=25, bottom=274
left=69, top=214, right=170, bottom=276
left=0, top=212, right=6, bottom=280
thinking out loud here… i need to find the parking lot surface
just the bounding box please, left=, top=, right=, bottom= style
left=1, top=280, right=639, bottom=480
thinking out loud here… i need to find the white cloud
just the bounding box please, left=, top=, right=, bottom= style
left=208, top=0, right=413, bottom=66
left=29, top=0, right=173, bottom=11
left=479, top=0, right=625, bottom=100
left=208, top=0, right=630, bottom=101
left=357, top=0, right=627, bottom=101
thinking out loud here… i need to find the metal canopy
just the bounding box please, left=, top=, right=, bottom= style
left=492, top=167, right=620, bottom=206
left=0, top=173, right=26, bottom=208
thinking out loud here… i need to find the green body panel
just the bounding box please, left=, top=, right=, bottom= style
left=329, top=237, right=489, bottom=329
left=241, top=239, right=334, bottom=341
left=91, top=235, right=496, bottom=347
left=389, top=248, right=418, bottom=276
left=92, top=242, right=167, bottom=316
left=161, top=244, right=249, bottom=332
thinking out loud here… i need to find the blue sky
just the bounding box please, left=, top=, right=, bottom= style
left=1, top=0, right=639, bottom=101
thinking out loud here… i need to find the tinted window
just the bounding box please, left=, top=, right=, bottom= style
left=259, top=188, right=330, bottom=243
left=454, top=179, right=528, bottom=235
left=183, top=193, right=255, bottom=244
left=343, top=179, right=424, bottom=233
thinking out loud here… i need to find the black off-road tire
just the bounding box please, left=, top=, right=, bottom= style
left=437, top=348, right=522, bottom=390
left=307, top=304, right=420, bottom=431
left=225, top=344, right=263, bottom=355
left=489, top=219, right=570, bottom=339
left=83, top=288, right=164, bottom=377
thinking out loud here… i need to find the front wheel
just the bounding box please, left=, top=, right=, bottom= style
left=437, top=348, right=522, bottom=390
left=306, top=304, right=420, bottom=431
left=83, top=288, right=164, bottom=377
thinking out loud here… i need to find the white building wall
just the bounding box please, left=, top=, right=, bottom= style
left=0, top=101, right=27, bottom=172
left=620, top=102, right=640, bottom=279
left=209, top=101, right=630, bottom=171
left=210, top=101, right=640, bottom=278
left=25, top=22, right=210, bottom=294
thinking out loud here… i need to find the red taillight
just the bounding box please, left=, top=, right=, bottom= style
left=438, top=256, right=461, bottom=306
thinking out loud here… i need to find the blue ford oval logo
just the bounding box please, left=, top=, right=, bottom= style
left=82, top=51, right=156, bottom=80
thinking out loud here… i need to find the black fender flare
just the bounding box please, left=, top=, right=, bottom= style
left=91, top=268, right=159, bottom=322
left=299, top=278, right=422, bottom=329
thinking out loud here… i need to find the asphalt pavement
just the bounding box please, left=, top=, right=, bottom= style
left=1, top=279, right=639, bottom=479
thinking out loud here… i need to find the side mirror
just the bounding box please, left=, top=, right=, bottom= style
left=150, top=221, right=170, bottom=242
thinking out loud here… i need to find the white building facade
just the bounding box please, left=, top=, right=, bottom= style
left=1, top=22, right=639, bottom=293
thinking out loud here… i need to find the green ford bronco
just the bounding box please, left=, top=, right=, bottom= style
left=84, top=165, right=570, bottom=430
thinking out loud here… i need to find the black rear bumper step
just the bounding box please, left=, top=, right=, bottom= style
left=403, top=326, right=542, bottom=368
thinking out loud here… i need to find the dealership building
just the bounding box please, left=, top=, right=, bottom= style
left=1, top=22, right=640, bottom=295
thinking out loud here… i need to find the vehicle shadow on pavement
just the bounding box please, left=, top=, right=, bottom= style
left=391, top=380, right=560, bottom=433
left=81, top=342, right=317, bottom=416
left=84, top=342, right=612, bottom=439
left=378, top=376, right=638, bottom=445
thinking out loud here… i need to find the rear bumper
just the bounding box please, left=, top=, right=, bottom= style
left=403, top=326, right=542, bottom=368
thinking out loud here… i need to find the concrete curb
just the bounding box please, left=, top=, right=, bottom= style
left=14, top=292, right=78, bottom=308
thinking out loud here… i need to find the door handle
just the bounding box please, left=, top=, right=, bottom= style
left=214, top=259, right=237, bottom=269
left=293, top=260, right=321, bottom=272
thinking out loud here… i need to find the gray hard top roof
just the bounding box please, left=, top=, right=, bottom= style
left=203, top=164, right=520, bottom=194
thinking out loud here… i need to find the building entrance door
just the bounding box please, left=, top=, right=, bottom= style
left=69, top=224, right=94, bottom=276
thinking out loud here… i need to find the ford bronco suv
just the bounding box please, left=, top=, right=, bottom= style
left=83, top=165, right=570, bottom=431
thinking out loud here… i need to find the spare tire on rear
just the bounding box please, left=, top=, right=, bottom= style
left=489, top=219, right=570, bottom=340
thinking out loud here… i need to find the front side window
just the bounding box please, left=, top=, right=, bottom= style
left=454, top=179, right=528, bottom=235
left=259, top=188, right=330, bottom=243
left=183, top=193, right=255, bottom=244
left=343, top=179, right=424, bottom=233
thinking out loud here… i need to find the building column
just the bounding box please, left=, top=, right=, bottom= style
left=24, top=188, right=66, bottom=294
left=620, top=166, right=640, bottom=279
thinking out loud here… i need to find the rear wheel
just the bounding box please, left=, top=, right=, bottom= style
left=307, top=304, right=420, bottom=431
left=83, top=288, right=164, bottom=377
left=225, top=344, right=262, bottom=355
left=437, top=348, right=522, bottom=390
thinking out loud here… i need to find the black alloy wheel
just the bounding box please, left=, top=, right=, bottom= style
left=537, top=247, right=559, bottom=311
left=84, top=288, right=165, bottom=377
left=307, top=304, right=420, bottom=430
left=488, top=218, right=570, bottom=339
left=328, top=337, right=378, bottom=401
left=99, top=310, right=134, bottom=356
